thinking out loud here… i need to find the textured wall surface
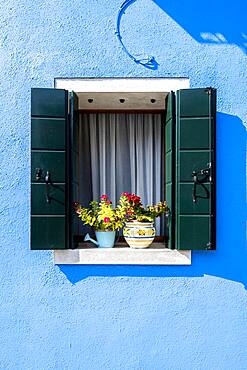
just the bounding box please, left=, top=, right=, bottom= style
left=0, top=0, right=246, bottom=369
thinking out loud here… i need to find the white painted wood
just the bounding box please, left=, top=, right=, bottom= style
left=76, top=92, right=167, bottom=110
left=54, top=246, right=191, bottom=265
left=53, top=78, right=192, bottom=265
left=55, top=78, right=190, bottom=93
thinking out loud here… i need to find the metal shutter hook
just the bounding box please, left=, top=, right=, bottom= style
left=192, top=165, right=211, bottom=203
left=44, top=171, right=51, bottom=204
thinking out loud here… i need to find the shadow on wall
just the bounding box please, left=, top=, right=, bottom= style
left=153, top=0, right=247, bottom=53
left=116, top=0, right=159, bottom=70
left=59, top=113, right=247, bottom=286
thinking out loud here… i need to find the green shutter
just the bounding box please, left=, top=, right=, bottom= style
left=175, top=88, right=216, bottom=250
left=165, top=92, right=175, bottom=248
left=31, top=88, right=69, bottom=250
left=68, top=92, right=79, bottom=248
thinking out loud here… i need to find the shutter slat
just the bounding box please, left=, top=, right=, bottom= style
left=165, top=92, right=175, bottom=248
left=31, top=217, right=66, bottom=250
left=31, top=152, right=66, bottom=183
left=31, top=88, right=67, bottom=117
left=68, top=92, right=79, bottom=248
left=31, top=118, right=66, bottom=150
left=31, top=184, right=65, bottom=215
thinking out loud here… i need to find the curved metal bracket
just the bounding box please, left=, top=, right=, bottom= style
left=44, top=171, right=52, bottom=204
left=34, top=168, right=53, bottom=204
left=116, top=0, right=159, bottom=70
left=192, top=164, right=211, bottom=203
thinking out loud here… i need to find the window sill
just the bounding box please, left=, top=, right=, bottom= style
left=54, top=244, right=191, bottom=265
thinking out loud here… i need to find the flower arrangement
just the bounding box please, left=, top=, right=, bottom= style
left=118, top=192, right=168, bottom=222
left=73, top=195, right=124, bottom=231
left=73, top=192, right=169, bottom=231
left=74, top=193, right=169, bottom=249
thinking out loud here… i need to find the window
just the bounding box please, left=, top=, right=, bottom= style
left=79, top=110, right=165, bottom=238
left=31, top=78, right=216, bottom=263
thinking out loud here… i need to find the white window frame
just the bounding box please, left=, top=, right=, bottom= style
left=54, top=78, right=191, bottom=265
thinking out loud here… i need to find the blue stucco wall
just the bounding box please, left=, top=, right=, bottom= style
left=0, top=1, right=246, bottom=369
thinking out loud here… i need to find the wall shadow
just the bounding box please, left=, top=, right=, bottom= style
left=152, top=0, right=247, bottom=53
left=59, top=113, right=247, bottom=286
left=116, top=0, right=159, bottom=69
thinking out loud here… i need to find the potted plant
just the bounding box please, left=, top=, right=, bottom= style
left=118, top=192, right=169, bottom=248
left=73, top=195, right=124, bottom=248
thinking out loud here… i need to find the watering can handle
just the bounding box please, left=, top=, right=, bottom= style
left=84, top=233, right=99, bottom=246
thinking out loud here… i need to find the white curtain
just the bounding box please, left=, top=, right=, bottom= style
left=79, top=112, right=164, bottom=234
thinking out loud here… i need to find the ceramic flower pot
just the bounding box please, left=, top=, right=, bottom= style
left=95, top=230, right=116, bottom=248
left=123, top=221, right=155, bottom=248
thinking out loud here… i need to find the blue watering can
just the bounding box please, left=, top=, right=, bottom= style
left=84, top=231, right=116, bottom=248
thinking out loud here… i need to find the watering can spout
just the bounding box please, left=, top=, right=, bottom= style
left=84, top=233, right=99, bottom=246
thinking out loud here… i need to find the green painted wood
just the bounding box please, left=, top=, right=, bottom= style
left=180, top=118, right=211, bottom=149
left=165, top=183, right=172, bottom=212
left=178, top=216, right=211, bottom=250
left=179, top=183, right=211, bottom=214
left=69, top=92, right=80, bottom=247
left=165, top=151, right=172, bottom=184
left=31, top=88, right=69, bottom=250
left=178, top=88, right=211, bottom=117
left=31, top=184, right=65, bottom=215
left=31, top=118, right=65, bottom=150
left=165, top=92, right=175, bottom=248
left=31, top=152, right=65, bottom=183
left=165, top=119, right=172, bottom=153
left=175, top=88, right=216, bottom=250
left=179, top=151, right=210, bottom=182
left=31, top=88, right=68, bottom=117
left=31, top=217, right=66, bottom=250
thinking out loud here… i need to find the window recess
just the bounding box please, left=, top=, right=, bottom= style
left=30, top=79, right=216, bottom=264
left=78, top=110, right=165, bottom=239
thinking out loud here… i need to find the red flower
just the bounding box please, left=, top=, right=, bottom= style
left=104, top=217, right=110, bottom=223
left=100, top=194, right=108, bottom=200
left=105, top=200, right=112, bottom=205
left=72, top=201, right=79, bottom=208
left=133, top=196, right=141, bottom=204
left=122, top=192, right=130, bottom=197
left=127, top=194, right=141, bottom=204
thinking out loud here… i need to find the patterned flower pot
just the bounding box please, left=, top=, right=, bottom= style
left=123, top=221, right=155, bottom=249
